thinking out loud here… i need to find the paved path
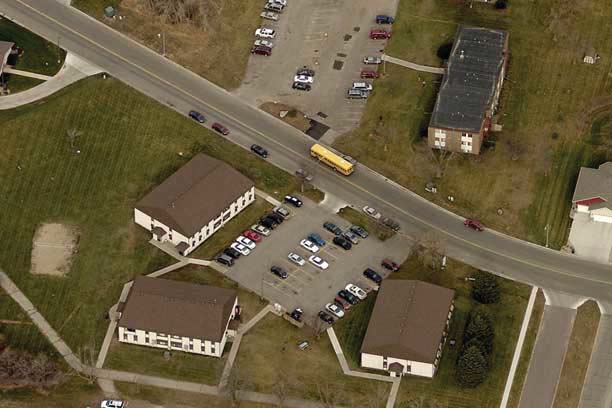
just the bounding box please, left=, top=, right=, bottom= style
left=256, top=188, right=282, bottom=206
left=0, top=53, right=101, bottom=110
left=4, top=66, right=52, bottom=80
left=500, top=286, right=539, bottom=408
left=578, top=314, right=612, bottom=408
left=381, top=54, right=445, bottom=75
left=518, top=305, right=577, bottom=408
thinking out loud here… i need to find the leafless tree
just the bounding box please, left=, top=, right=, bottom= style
left=66, top=128, right=82, bottom=149
left=272, top=368, right=293, bottom=407
left=74, top=344, right=97, bottom=384
left=145, top=0, right=225, bottom=27
left=429, top=149, right=455, bottom=179
left=0, top=348, right=65, bottom=389
left=414, top=230, right=446, bottom=270
left=316, top=381, right=340, bottom=408
left=224, top=365, right=251, bottom=407
left=363, top=382, right=390, bottom=408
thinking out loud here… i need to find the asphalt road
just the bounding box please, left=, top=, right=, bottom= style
left=4, top=0, right=612, bottom=303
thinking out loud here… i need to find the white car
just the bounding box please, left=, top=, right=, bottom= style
left=294, top=74, right=314, bottom=84
left=251, top=224, right=270, bottom=236
left=231, top=242, right=250, bottom=256
left=236, top=236, right=256, bottom=250
left=325, top=303, right=345, bottom=318
left=260, top=11, right=279, bottom=21
left=363, top=205, right=382, bottom=220
left=288, top=252, right=305, bottom=266
left=300, top=239, right=319, bottom=253
left=254, top=39, right=274, bottom=48
left=101, top=401, right=125, bottom=408
left=270, top=0, right=287, bottom=6
left=309, top=255, right=329, bottom=270
left=345, top=283, right=367, bottom=300
left=255, top=28, right=276, bottom=38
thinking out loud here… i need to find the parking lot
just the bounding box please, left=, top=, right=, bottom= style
left=222, top=197, right=409, bottom=325
left=233, top=0, right=400, bottom=139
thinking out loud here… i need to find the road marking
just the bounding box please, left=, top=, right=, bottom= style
left=16, top=0, right=612, bottom=286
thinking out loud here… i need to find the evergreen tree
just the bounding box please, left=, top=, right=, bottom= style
left=457, top=345, right=489, bottom=387
left=464, top=309, right=494, bottom=354
left=472, top=271, right=500, bottom=304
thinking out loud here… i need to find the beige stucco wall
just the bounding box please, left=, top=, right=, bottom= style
left=360, top=352, right=435, bottom=378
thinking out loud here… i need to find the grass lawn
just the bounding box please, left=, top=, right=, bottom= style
left=234, top=314, right=391, bottom=406
left=334, top=255, right=532, bottom=408
left=72, top=0, right=261, bottom=90
left=333, top=0, right=612, bottom=248
left=260, top=102, right=312, bottom=133
left=552, top=300, right=601, bottom=408
left=506, top=290, right=545, bottom=408
left=337, top=207, right=395, bottom=241
left=0, top=17, right=65, bottom=92
left=0, top=76, right=305, bottom=358
left=2, top=376, right=101, bottom=408
left=116, top=382, right=274, bottom=408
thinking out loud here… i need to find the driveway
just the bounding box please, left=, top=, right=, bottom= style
left=568, top=213, right=612, bottom=263
left=223, top=198, right=409, bottom=323
left=234, top=0, right=399, bottom=139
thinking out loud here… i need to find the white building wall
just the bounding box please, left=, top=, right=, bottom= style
left=361, top=353, right=435, bottom=378
left=576, top=204, right=590, bottom=214
left=592, top=214, right=612, bottom=224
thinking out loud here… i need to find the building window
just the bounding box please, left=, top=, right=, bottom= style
left=171, top=341, right=182, bottom=348
left=158, top=333, right=167, bottom=338
left=157, top=339, right=168, bottom=346
left=145, top=336, right=150, bottom=343
left=123, top=333, right=128, bottom=341
left=133, top=336, right=138, bottom=342
left=172, top=335, right=181, bottom=339
left=214, top=220, right=222, bottom=229
left=189, top=344, right=194, bottom=350
left=223, top=212, right=231, bottom=221
left=382, top=357, right=388, bottom=369
left=211, top=344, right=216, bottom=354
left=406, top=365, right=411, bottom=373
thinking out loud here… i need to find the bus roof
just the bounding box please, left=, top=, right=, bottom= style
left=311, top=144, right=353, bottom=172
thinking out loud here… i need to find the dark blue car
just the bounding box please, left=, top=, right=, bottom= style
left=307, top=233, right=325, bottom=246
left=188, top=110, right=206, bottom=123
left=375, top=15, right=394, bottom=24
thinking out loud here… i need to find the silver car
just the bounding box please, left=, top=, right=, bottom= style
left=260, top=11, right=279, bottom=21
left=363, top=56, right=382, bottom=64
left=288, top=252, right=305, bottom=266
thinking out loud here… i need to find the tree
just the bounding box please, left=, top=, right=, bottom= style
left=0, top=348, right=65, bottom=389
left=456, top=345, right=488, bottom=387
left=429, top=149, right=455, bottom=179
left=413, top=230, right=446, bottom=270
left=472, top=271, right=500, bottom=304
left=66, top=128, right=82, bottom=149
left=464, top=309, right=494, bottom=354
left=272, top=368, right=293, bottom=408
left=495, top=0, right=508, bottom=9
left=317, top=381, right=340, bottom=408
left=223, top=366, right=251, bottom=407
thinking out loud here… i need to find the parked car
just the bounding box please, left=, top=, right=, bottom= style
left=376, top=14, right=394, bottom=24
left=243, top=230, right=262, bottom=243
left=382, top=217, right=400, bottom=231
left=350, top=225, right=368, bottom=239
left=230, top=242, right=250, bottom=256
left=363, top=268, right=382, bottom=284
left=464, top=218, right=484, bottom=231
left=271, top=265, right=289, bottom=279
left=212, top=122, right=230, bottom=135
left=264, top=2, right=284, bottom=12
left=334, top=295, right=352, bottom=310
left=363, top=56, right=382, bottom=64
left=259, top=217, right=277, bottom=229
left=323, top=221, right=343, bottom=235
left=326, top=303, right=345, bottom=319
left=352, top=81, right=373, bottom=92
left=363, top=205, right=382, bottom=220
left=347, top=89, right=369, bottom=99
left=309, top=255, right=329, bottom=270
left=295, top=168, right=314, bottom=181
left=337, top=289, right=359, bottom=305
left=274, top=205, right=291, bottom=218
left=270, top=0, right=287, bottom=6
left=307, top=233, right=325, bottom=246
left=292, top=82, right=311, bottom=91
left=260, top=11, right=279, bottom=21
left=333, top=236, right=352, bottom=250
left=217, top=253, right=234, bottom=266
left=381, top=258, right=400, bottom=272
left=255, top=28, right=276, bottom=38
left=318, top=311, right=334, bottom=324
left=294, top=74, right=314, bottom=84
left=300, top=239, right=319, bottom=253
left=345, top=283, right=367, bottom=300
left=250, top=144, right=268, bottom=158
left=267, top=212, right=284, bottom=224
left=236, top=236, right=256, bottom=249
left=296, top=67, right=315, bottom=77
left=290, top=307, right=303, bottom=321
left=189, top=110, right=206, bottom=123
left=341, top=230, right=359, bottom=245
left=251, top=224, right=270, bottom=236
left=254, top=39, right=274, bottom=48
left=284, top=195, right=303, bottom=207
left=251, top=45, right=272, bottom=56
left=101, top=401, right=126, bottom=408
left=370, top=29, right=391, bottom=39
left=288, top=252, right=305, bottom=266
left=360, top=70, right=379, bottom=79
left=223, top=247, right=241, bottom=259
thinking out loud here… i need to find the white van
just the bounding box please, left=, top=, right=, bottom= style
left=352, top=82, right=373, bottom=92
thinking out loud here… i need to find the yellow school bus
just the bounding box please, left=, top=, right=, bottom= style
left=310, top=144, right=354, bottom=175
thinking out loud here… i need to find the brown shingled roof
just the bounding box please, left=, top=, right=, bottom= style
left=361, top=280, right=454, bottom=363
left=136, top=154, right=254, bottom=237
left=118, top=276, right=237, bottom=342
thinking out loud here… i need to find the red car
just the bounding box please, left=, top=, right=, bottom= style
left=381, top=258, right=400, bottom=272
left=370, top=29, right=391, bottom=39
left=334, top=296, right=352, bottom=310
left=212, top=122, right=230, bottom=135
left=464, top=219, right=484, bottom=231
left=360, top=70, right=379, bottom=79
left=251, top=45, right=271, bottom=56
left=243, top=230, right=262, bottom=243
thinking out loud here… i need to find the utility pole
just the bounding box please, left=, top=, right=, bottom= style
left=545, top=224, right=550, bottom=248
left=158, top=32, right=166, bottom=57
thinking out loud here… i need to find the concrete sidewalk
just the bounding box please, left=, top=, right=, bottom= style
left=578, top=314, right=612, bottom=408
left=381, top=54, right=445, bottom=75
left=4, top=67, right=52, bottom=80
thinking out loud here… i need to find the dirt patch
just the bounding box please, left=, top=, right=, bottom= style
left=30, top=223, right=79, bottom=277
left=260, top=102, right=312, bottom=132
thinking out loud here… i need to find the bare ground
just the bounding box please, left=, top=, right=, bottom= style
left=30, top=223, right=79, bottom=277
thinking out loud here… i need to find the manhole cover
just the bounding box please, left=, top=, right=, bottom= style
left=353, top=26, right=360, bottom=32
left=343, top=34, right=352, bottom=41
left=333, top=60, right=344, bottom=70
left=337, top=52, right=347, bottom=58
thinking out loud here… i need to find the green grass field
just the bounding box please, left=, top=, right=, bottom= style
left=334, top=256, right=531, bottom=408
left=334, top=0, right=612, bottom=248
left=0, top=76, right=302, bottom=358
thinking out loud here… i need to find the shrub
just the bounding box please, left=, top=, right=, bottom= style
left=437, top=42, right=453, bottom=60
left=472, top=271, right=500, bottom=304
left=456, top=345, right=489, bottom=387
left=464, top=309, right=494, bottom=354
left=495, top=0, right=507, bottom=9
